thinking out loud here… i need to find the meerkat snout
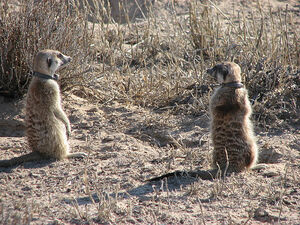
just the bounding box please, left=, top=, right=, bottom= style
left=59, top=54, right=72, bottom=64
left=48, top=52, right=71, bottom=73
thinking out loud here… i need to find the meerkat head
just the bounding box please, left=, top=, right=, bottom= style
left=207, top=62, right=242, bottom=84
left=33, top=49, right=71, bottom=76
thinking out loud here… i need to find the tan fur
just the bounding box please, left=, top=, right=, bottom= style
left=0, top=50, right=86, bottom=168
left=208, top=62, right=258, bottom=173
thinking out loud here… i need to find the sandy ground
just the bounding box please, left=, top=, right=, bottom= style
left=0, top=91, right=299, bottom=224
left=0, top=0, right=300, bottom=224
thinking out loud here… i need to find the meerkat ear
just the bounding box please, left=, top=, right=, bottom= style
left=47, top=57, right=52, bottom=68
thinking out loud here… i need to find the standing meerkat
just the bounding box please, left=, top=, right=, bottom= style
left=0, top=49, right=86, bottom=167
left=148, top=62, right=260, bottom=182
left=207, top=62, right=258, bottom=173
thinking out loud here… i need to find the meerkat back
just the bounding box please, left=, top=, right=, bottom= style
left=207, top=62, right=258, bottom=173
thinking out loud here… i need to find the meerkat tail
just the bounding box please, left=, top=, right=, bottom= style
left=0, top=152, right=48, bottom=168
left=146, top=168, right=229, bottom=182
left=146, top=164, right=269, bottom=182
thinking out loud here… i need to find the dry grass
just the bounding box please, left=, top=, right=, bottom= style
left=0, top=0, right=298, bottom=128
left=0, top=0, right=93, bottom=98
left=83, top=0, right=299, bottom=129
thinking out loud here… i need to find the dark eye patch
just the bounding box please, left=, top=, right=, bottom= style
left=57, top=53, right=63, bottom=59
left=47, top=57, right=52, bottom=67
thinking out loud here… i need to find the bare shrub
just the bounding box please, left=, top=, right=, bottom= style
left=0, top=0, right=93, bottom=98
left=1, top=0, right=298, bottom=128
left=74, top=0, right=154, bottom=23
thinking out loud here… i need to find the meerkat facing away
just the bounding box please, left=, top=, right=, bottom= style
left=148, top=62, right=260, bottom=182
left=208, top=62, right=258, bottom=173
left=0, top=50, right=86, bottom=167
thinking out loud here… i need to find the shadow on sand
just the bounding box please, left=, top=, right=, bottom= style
left=72, top=172, right=203, bottom=206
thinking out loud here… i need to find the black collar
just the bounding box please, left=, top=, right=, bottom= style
left=33, top=71, right=59, bottom=81
left=221, top=82, right=244, bottom=88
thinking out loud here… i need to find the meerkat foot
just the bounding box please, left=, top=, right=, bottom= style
left=251, top=163, right=268, bottom=171
left=67, top=152, right=87, bottom=159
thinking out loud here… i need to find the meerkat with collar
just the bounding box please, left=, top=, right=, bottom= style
left=207, top=62, right=258, bottom=173
left=0, top=49, right=86, bottom=167
left=148, top=62, right=260, bottom=181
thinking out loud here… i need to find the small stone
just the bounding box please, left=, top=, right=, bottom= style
left=254, top=207, right=269, bottom=218
left=21, top=186, right=32, bottom=191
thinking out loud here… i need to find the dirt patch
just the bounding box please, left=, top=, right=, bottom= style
left=0, top=92, right=299, bottom=224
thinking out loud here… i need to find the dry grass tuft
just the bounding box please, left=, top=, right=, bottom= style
left=0, top=0, right=93, bottom=98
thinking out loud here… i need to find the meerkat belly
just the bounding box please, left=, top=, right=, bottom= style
left=26, top=107, right=68, bottom=158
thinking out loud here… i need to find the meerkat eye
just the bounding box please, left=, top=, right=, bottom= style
left=57, top=53, right=63, bottom=59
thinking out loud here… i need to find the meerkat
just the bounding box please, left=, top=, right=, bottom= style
left=207, top=62, right=258, bottom=173
left=0, top=49, right=86, bottom=167
left=148, top=62, right=260, bottom=182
